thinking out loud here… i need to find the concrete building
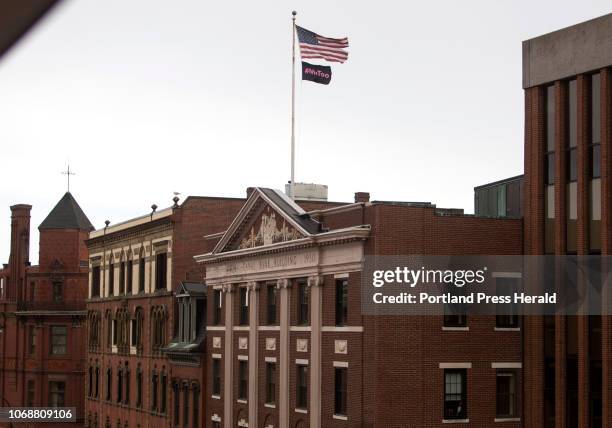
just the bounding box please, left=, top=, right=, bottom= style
left=523, top=12, right=612, bottom=428
left=0, top=192, right=93, bottom=427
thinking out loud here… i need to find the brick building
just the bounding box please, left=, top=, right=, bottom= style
left=194, top=187, right=523, bottom=427
left=522, top=13, right=612, bottom=428
left=0, top=192, right=93, bottom=427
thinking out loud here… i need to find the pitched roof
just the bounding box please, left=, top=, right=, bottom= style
left=39, top=192, right=94, bottom=231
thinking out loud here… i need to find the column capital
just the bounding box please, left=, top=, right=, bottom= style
left=221, top=283, right=234, bottom=293
left=307, top=275, right=324, bottom=288
left=276, top=278, right=290, bottom=289
left=246, top=281, right=259, bottom=292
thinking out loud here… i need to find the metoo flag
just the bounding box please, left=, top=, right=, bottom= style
left=301, top=61, right=332, bottom=85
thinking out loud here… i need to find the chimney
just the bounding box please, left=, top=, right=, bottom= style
left=354, top=192, right=370, bottom=203
left=8, top=204, right=31, bottom=301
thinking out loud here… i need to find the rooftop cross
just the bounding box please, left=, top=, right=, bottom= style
left=61, top=165, right=75, bottom=192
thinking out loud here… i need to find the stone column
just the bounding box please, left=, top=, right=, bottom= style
left=276, top=278, right=290, bottom=428
left=247, top=282, right=259, bottom=428
left=308, top=275, right=323, bottom=428
left=222, top=283, right=234, bottom=428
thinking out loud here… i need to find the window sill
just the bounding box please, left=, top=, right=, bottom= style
left=333, top=414, right=348, bottom=421
left=494, top=327, right=520, bottom=332
left=442, top=419, right=469, bottom=424
left=211, top=395, right=221, bottom=400
left=237, top=399, right=247, bottom=404
left=442, top=327, right=469, bottom=331
left=494, top=417, right=520, bottom=422
left=264, top=403, right=276, bottom=409
left=295, top=408, right=308, bottom=414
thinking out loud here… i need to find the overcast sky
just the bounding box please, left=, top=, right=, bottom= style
left=1, top=0, right=611, bottom=264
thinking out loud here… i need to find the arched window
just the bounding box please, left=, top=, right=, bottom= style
left=105, top=310, right=112, bottom=349
left=136, top=365, right=143, bottom=408
left=105, top=368, right=112, bottom=402
left=115, top=308, right=130, bottom=351
left=160, top=368, right=167, bottom=414
left=138, top=247, right=146, bottom=294
left=88, top=365, right=93, bottom=397
left=132, top=307, right=144, bottom=351
left=116, top=365, right=123, bottom=404
left=95, top=362, right=100, bottom=398
left=88, top=311, right=101, bottom=350
left=151, top=306, right=166, bottom=352
left=119, top=251, right=125, bottom=295
left=151, top=369, right=159, bottom=412
left=124, top=363, right=130, bottom=405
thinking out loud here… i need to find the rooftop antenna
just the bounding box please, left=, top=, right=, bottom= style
left=61, top=165, right=76, bottom=192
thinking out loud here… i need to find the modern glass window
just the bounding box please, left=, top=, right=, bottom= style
left=334, top=367, right=348, bottom=416
left=212, top=359, right=221, bottom=396
left=297, top=281, right=309, bottom=325
left=108, top=262, right=115, bottom=296
left=496, top=371, right=517, bottom=418
left=213, top=289, right=222, bottom=325
left=50, top=326, right=67, bottom=355
left=444, top=369, right=467, bottom=420
left=296, top=364, right=308, bottom=409
left=545, top=84, right=556, bottom=255
left=238, top=361, right=248, bottom=400
left=335, top=279, right=348, bottom=326
left=48, top=381, right=65, bottom=407
left=92, top=265, right=101, bottom=297
left=267, top=284, right=277, bottom=325
left=239, top=287, right=249, bottom=325
left=26, top=379, right=35, bottom=406
left=155, top=253, right=167, bottom=290
left=265, top=362, right=276, bottom=404
left=567, top=182, right=578, bottom=253
left=545, top=184, right=555, bottom=254
left=590, top=178, right=602, bottom=252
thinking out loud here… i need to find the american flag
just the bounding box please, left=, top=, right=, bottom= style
left=296, top=25, right=348, bottom=63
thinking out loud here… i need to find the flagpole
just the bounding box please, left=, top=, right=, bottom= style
left=290, top=10, right=297, bottom=200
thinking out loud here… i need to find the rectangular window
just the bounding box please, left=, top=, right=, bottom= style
left=173, top=383, right=179, bottom=428
left=546, top=85, right=555, bottom=152
left=155, top=253, right=167, bottom=290
left=569, top=79, right=577, bottom=149
left=267, top=284, right=277, bottom=325
left=213, top=289, right=222, bottom=325
left=136, top=370, right=142, bottom=408
left=160, top=374, right=167, bottom=413
left=238, top=361, right=248, bottom=400
left=265, top=362, right=276, bottom=404
left=212, top=359, right=221, bottom=396
left=112, top=319, right=118, bottom=345
left=119, top=262, right=125, bottom=295
left=335, top=279, right=348, bottom=326
left=151, top=373, right=158, bottom=411
left=192, top=387, right=200, bottom=428
left=92, top=265, right=101, bottom=297
left=48, top=381, right=65, bottom=407
left=545, top=185, right=555, bottom=254
left=52, top=282, right=63, bottom=303
left=126, top=260, right=133, bottom=294
left=545, top=153, right=555, bottom=185
left=108, top=263, right=115, bottom=296
left=26, top=379, right=35, bottom=407
left=239, top=287, right=249, bottom=326
left=297, top=281, right=309, bottom=325
left=496, top=371, right=517, bottom=418
left=496, top=278, right=519, bottom=328
left=28, top=325, right=37, bottom=355
left=182, top=386, right=189, bottom=428
left=590, top=178, right=602, bottom=252
left=50, top=326, right=67, bottom=355
left=296, top=364, right=308, bottom=409
left=138, top=258, right=145, bottom=293
left=444, top=304, right=466, bottom=328
left=567, top=182, right=578, bottom=253
left=334, top=367, right=347, bottom=416
left=444, top=369, right=467, bottom=420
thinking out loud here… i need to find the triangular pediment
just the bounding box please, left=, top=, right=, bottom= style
left=213, top=188, right=320, bottom=254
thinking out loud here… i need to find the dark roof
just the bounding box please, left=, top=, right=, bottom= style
left=474, top=174, right=524, bottom=190
left=39, top=192, right=94, bottom=231
left=177, top=282, right=206, bottom=296
left=259, top=188, right=322, bottom=234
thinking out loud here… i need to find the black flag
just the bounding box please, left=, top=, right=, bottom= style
left=301, top=61, right=332, bottom=85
